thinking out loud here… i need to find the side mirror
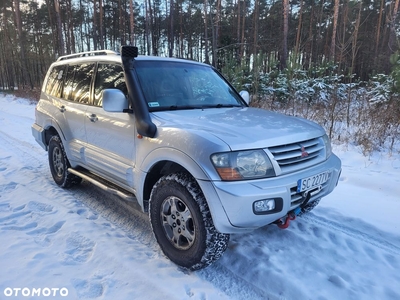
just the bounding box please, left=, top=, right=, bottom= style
left=103, top=89, right=129, bottom=112
left=239, top=90, right=250, bottom=105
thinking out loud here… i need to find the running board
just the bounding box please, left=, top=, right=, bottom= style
left=68, top=168, right=136, bottom=201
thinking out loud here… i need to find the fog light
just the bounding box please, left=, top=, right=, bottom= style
left=254, top=199, right=276, bottom=213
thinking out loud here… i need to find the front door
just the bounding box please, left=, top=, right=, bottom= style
left=84, top=63, right=136, bottom=187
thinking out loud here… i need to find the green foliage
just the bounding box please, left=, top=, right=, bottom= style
left=225, top=57, right=348, bottom=105
left=367, top=74, right=394, bottom=104
left=390, top=52, right=400, bottom=94
left=220, top=55, right=399, bottom=154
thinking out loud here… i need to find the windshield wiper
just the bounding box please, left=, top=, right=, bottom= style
left=149, top=104, right=242, bottom=112
left=167, top=105, right=204, bottom=110
left=200, top=104, right=242, bottom=109
left=216, top=103, right=242, bottom=108
left=149, top=105, right=202, bottom=112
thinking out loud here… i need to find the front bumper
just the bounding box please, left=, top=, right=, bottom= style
left=200, top=153, right=341, bottom=233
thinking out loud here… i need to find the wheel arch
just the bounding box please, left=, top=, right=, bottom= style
left=42, top=122, right=76, bottom=169
left=138, top=148, right=211, bottom=212
left=142, top=160, right=194, bottom=212
left=41, top=117, right=67, bottom=149
left=44, top=126, right=60, bottom=147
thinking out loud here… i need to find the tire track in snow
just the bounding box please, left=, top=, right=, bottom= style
left=69, top=182, right=276, bottom=299
left=198, top=262, right=269, bottom=300
left=301, top=213, right=400, bottom=255
left=0, top=129, right=45, bottom=172
left=69, top=181, right=156, bottom=248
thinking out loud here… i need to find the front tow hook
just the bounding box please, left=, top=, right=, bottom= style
left=275, top=207, right=302, bottom=229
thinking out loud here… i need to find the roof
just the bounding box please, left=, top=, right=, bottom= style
left=54, top=50, right=207, bottom=67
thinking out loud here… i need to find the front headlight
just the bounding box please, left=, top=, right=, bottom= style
left=211, top=150, right=275, bottom=181
left=322, top=134, right=332, bottom=159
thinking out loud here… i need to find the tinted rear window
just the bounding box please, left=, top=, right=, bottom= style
left=45, top=65, right=65, bottom=98
left=63, top=63, right=95, bottom=104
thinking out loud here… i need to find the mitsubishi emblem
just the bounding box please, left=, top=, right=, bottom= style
left=301, top=146, right=309, bottom=158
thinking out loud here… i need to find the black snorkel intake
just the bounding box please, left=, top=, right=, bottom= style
left=121, top=46, right=157, bottom=138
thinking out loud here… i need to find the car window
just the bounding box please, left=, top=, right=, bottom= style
left=45, top=65, right=65, bottom=98
left=93, top=63, right=126, bottom=107
left=134, top=61, right=244, bottom=110
left=63, top=63, right=95, bottom=104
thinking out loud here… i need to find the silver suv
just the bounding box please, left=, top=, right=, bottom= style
left=32, top=46, right=341, bottom=270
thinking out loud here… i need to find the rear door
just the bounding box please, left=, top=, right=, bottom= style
left=59, top=63, right=94, bottom=163
left=84, top=63, right=136, bottom=187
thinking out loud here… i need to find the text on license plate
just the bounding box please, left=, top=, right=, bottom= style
left=297, top=171, right=331, bottom=193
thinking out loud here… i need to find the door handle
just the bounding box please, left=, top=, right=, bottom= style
left=60, top=105, right=66, bottom=113
left=87, top=114, right=98, bottom=122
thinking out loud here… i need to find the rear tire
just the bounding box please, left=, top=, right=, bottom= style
left=48, top=135, right=82, bottom=188
left=149, top=172, right=229, bottom=270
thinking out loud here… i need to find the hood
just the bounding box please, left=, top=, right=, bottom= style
left=152, top=107, right=325, bottom=150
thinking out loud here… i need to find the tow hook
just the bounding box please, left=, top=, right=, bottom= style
left=275, top=207, right=302, bottom=229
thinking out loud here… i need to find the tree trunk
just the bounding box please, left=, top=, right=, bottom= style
left=147, top=0, right=157, bottom=55
left=129, top=0, right=135, bottom=45
left=304, top=0, right=314, bottom=68
left=210, top=0, right=221, bottom=67
left=282, top=0, right=289, bottom=69
left=330, top=0, right=339, bottom=61
left=240, top=0, right=246, bottom=63
left=375, top=0, right=384, bottom=59
left=203, top=0, right=210, bottom=64
left=119, top=0, right=125, bottom=47
left=253, top=0, right=259, bottom=62
left=54, top=0, right=64, bottom=55
left=236, top=0, right=241, bottom=63
left=179, top=2, right=184, bottom=57
left=1, top=4, right=16, bottom=89
left=294, top=0, right=303, bottom=63
left=169, top=0, right=174, bottom=57
left=187, top=1, right=193, bottom=60
left=99, top=0, right=104, bottom=49
left=389, top=0, right=399, bottom=53
left=92, top=0, right=98, bottom=50
left=66, top=0, right=75, bottom=53
left=14, top=0, right=32, bottom=88
left=145, top=1, right=151, bottom=55
left=346, top=1, right=362, bottom=126
left=338, top=0, right=348, bottom=71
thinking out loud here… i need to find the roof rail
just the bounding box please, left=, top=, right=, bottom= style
left=57, top=50, right=119, bottom=61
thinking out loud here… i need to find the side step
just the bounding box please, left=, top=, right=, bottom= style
left=68, top=168, right=136, bottom=201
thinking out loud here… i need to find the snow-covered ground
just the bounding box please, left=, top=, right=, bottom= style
left=0, top=93, right=399, bottom=300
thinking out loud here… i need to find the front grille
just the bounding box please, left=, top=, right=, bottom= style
left=268, top=137, right=324, bottom=174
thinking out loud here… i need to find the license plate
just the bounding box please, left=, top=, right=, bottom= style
left=297, top=171, right=331, bottom=193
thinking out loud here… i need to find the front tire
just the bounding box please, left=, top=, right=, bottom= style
left=149, top=173, right=229, bottom=270
left=48, top=135, right=82, bottom=188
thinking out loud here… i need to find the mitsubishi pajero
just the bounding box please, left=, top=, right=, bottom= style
left=32, top=46, right=341, bottom=270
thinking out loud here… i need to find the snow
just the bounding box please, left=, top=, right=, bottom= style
left=0, top=93, right=399, bottom=300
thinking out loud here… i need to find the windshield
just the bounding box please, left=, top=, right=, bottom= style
left=134, top=61, right=245, bottom=111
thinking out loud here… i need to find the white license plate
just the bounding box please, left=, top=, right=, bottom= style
left=297, top=171, right=331, bottom=193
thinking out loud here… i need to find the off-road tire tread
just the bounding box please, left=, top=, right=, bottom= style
left=149, top=172, right=229, bottom=271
